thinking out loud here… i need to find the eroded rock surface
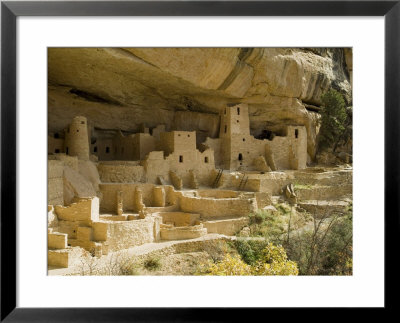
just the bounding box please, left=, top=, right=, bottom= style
left=48, top=48, right=352, bottom=160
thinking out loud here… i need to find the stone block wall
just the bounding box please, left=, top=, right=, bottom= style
left=201, top=217, right=248, bottom=236
left=92, top=216, right=159, bottom=251
left=160, top=224, right=207, bottom=240
left=98, top=162, right=145, bottom=183
left=48, top=160, right=64, bottom=205
left=157, top=212, right=201, bottom=226
left=99, top=183, right=156, bottom=213
left=55, top=197, right=99, bottom=225
left=48, top=135, right=65, bottom=154
left=179, top=195, right=257, bottom=219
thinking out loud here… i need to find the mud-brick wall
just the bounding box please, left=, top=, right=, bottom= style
left=99, top=183, right=156, bottom=213
left=179, top=195, right=257, bottom=219
left=92, top=215, right=160, bottom=251
left=48, top=160, right=64, bottom=205
left=98, top=162, right=145, bottom=183
left=55, top=197, right=99, bottom=224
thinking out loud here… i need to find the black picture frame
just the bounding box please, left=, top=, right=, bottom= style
left=1, top=1, right=399, bottom=321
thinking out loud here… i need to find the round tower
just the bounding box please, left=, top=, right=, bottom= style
left=64, top=116, right=90, bottom=160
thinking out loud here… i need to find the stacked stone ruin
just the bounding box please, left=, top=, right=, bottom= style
left=48, top=104, right=315, bottom=269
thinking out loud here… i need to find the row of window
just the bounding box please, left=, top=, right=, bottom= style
left=179, top=155, right=209, bottom=163
left=224, top=107, right=241, bottom=115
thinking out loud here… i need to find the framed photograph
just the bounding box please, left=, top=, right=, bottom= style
left=1, top=0, right=399, bottom=321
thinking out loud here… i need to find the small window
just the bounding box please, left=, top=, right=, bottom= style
left=295, top=129, right=299, bottom=138
left=66, top=147, right=69, bottom=154
left=178, top=134, right=181, bottom=137
left=54, top=133, right=59, bottom=139
left=237, top=107, right=240, bottom=115
left=179, top=155, right=183, bottom=163
left=106, top=147, right=110, bottom=153
left=94, top=146, right=97, bottom=153
left=237, top=120, right=239, bottom=123
left=188, top=134, right=190, bottom=137
left=243, top=138, right=245, bottom=142
left=76, top=129, right=79, bottom=132
left=224, top=125, right=227, bottom=133
left=205, top=157, right=209, bottom=163
left=81, top=121, right=85, bottom=124
left=238, top=153, right=243, bottom=161
left=55, top=149, right=60, bottom=153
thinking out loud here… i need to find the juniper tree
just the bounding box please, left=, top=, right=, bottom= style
left=318, top=89, right=352, bottom=153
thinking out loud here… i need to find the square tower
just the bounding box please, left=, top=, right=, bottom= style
left=159, top=131, right=196, bottom=155
left=219, top=103, right=250, bottom=138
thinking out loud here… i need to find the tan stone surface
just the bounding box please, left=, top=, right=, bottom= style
left=63, top=166, right=97, bottom=204
left=48, top=48, right=352, bottom=160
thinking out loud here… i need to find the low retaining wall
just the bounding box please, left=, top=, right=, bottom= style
left=296, top=184, right=352, bottom=200
left=201, top=217, right=249, bottom=236
left=160, top=224, right=207, bottom=240
left=157, top=212, right=200, bottom=226
left=179, top=195, right=257, bottom=219
left=92, top=215, right=161, bottom=252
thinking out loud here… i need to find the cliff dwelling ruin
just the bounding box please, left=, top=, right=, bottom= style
left=47, top=48, right=352, bottom=275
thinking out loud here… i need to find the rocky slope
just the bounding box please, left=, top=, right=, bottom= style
left=48, top=47, right=352, bottom=160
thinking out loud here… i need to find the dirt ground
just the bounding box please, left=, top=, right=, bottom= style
left=136, top=251, right=211, bottom=276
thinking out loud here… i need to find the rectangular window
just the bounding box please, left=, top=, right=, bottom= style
left=94, top=146, right=97, bottom=153
left=179, top=155, right=183, bottom=163
left=237, top=107, right=240, bottom=115
left=106, top=147, right=110, bottom=153
left=295, top=129, right=299, bottom=139
left=224, top=125, right=227, bottom=133
left=205, top=157, right=209, bottom=163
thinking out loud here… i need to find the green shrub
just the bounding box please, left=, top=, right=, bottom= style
left=318, top=89, right=351, bottom=152
left=234, top=239, right=269, bottom=265
left=143, top=257, right=161, bottom=271
left=247, top=209, right=286, bottom=241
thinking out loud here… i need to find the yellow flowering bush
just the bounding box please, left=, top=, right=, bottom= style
left=207, top=254, right=252, bottom=276
left=204, top=243, right=298, bottom=276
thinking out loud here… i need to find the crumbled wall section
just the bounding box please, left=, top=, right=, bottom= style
left=48, top=205, right=59, bottom=227
left=48, top=160, right=64, bottom=205
left=55, top=197, right=99, bottom=225
left=99, top=183, right=156, bottom=213
left=153, top=186, right=166, bottom=207
left=48, top=135, right=65, bottom=155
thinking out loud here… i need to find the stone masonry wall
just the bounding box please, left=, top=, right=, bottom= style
left=179, top=195, right=257, bottom=219
left=48, top=160, right=64, bottom=205
left=98, top=162, right=145, bottom=183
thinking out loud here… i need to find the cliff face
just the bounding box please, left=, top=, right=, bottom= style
left=48, top=47, right=352, bottom=160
